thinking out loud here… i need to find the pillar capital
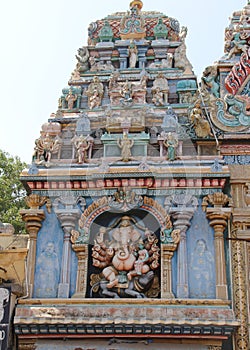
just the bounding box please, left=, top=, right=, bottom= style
left=20, top=209, right=45, bottom=238
left=205, top=209, right=231, bottom=232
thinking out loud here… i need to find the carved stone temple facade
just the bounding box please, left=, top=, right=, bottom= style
left=13, top=1, right=250, bottom=349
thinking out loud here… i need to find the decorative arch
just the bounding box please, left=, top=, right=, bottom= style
left=78, top=195, right=167, bottom=232
left=72, top=194, right=179, bottom=299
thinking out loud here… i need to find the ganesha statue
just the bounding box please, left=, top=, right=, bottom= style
left=91, top=216, right=160, bottom=298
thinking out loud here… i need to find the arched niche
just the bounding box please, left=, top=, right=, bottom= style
left=87, top=207, right=161, bottom=298
left=72, top=196, right=179, bottom=299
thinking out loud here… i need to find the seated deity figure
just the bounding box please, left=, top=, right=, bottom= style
left=189, top=100, right=213, bottom=138
left=91, top=216, right=160, bottom=298
left=120, top=80, right=134, bottom=105
left=174, top=41, right=193, bottom=74
left=86, top=76, right=104, bottom=109
left=151, top=73, right=169, bottom=105
left=75, top=46, right=89, bottom=72
left=152, top=87, right=164, bottom=106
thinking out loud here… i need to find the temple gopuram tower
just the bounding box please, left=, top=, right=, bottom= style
left=14, top=1, right=250, bottom=349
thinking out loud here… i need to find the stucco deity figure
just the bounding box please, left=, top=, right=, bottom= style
left=201, top=65, right=220, bottom=98
left=240, top=8, right=250, bottom=28
left=35, top=241, right=60, bottom=298
left=66, top=90, right=78, bottom=109
left=149, top=54, right=173, bottom=69
left=120, top=80, right=133, bottom=105
left=128, top=40, right=138, bottom=68
left=151, top=73, right=169, bottom=105
left=109, top=71, right=120, bottom=90
left=91, top=215, right=160, bottom=298
left=174, top=42, right=193, bottom=74
left=75, top=46, right=89, bottom=72
left=86, top=76, right=104, bottom=109
left=163, top=132, right=178, bottom=161
left=127, top=249, right=150, bottom=280
left=226, top=25, right=249, bottom=59
left=152, top=87, right=164, bottom=106
left=189, top=101, right=213, bottom=138
left=179, top=26, right=187, bottom=42
left=190, top=239, right=215, bottom=298
left=117, top=133, right=134, bottom=161
left=33, top=133, right=62, bottom=163
left=73, top=135, right=91, bottom=163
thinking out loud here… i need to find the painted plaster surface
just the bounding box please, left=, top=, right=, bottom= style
left=36, top=340, right=208, bottom=350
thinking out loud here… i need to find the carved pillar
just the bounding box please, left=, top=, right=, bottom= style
left=206, top=210, right=230, bottom=300
left=231, top=224, right=249, bottom=350
left=71, top=244, right=89, bottom=298
left=20, top=194, right=50, bottom=297
left=55, top=209, right=80, bottom=298
left=202, top=193, right=231, bottom=300
left=171, top=209, right=195, bottom=298
left=54, top=195, right=83, bottom=298
left=165, top=195, right=197, bottom=298
left=137, top=44, right=148, bottom=68
left=161, top=243, right=178, bottom=298
left=228, top=165, right=250, bottom=349
left=116, top=47, right=128, bottom=69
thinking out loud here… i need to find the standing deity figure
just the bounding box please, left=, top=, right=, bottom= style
left=128, top=40, right=138, bottom=68
left=73, top=135, right=91, bottom=163
left=151, top=73, right=169, bottom=105
left=66, top=90, right=78, bottom=109
left=117, top=134, right=134, bottom=162
left=86, top=76, right=104, bottom=109
left=163, top=132, right=178, bottom=161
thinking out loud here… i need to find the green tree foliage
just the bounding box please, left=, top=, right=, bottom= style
left=0, top=150, right=27, bottom=233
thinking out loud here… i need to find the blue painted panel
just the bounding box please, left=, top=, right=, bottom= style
left=33, top=208, right=64, bottom=298
left=187, top=203, right=216, bottom=299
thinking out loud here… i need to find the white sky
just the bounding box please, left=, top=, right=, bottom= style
left=0, top=0, right=246, bottom=164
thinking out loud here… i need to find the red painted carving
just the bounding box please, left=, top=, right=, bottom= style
left=225, top=49, right=250, bottom=95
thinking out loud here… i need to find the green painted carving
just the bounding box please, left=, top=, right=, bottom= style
left=59, top=86, right=82, bottom=110
left=210, top=94, right=250, bottom=132
left=176, top=79, right=197, bottom=91
left=201, top=66, right=220, bottom=98
left=153, top=18, right=168, bottom=39
left=98, top=20, right=114, bottom=42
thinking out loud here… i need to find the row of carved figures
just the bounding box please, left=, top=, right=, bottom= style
left=73, top=34, right=192, bottom=74
left=32, top=131, right=180, bottom=164
left=60, top=72, right=195, bottom=110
